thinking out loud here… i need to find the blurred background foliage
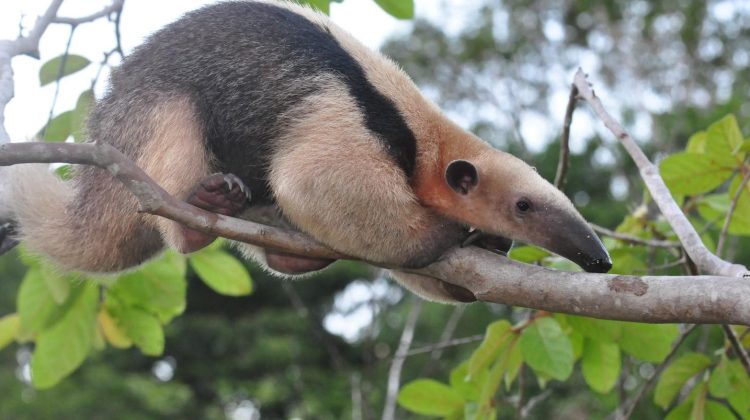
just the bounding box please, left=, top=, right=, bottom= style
left=1, top=0, right=749, bottom=419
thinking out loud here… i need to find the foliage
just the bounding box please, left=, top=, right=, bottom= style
left=397, top=115, right=750, bottom=418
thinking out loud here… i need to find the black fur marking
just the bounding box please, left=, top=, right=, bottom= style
left=102, top=1, right=416, bottom=204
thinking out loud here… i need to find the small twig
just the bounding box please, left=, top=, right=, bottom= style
left=112, top=6, right=125, bottom=58
left=573, top=69, right=748, bottom=277
left=722, top=325, right=750, bottom=378
left=590, top=223, right=681, bottom=248
left=635, top=256, right=687, bottom=274
left=520, top=389, right=552, bottom=419
left=717, top=162, right=750, bottom=258
left=515, top=365, right=526, bottom=420
left=428, top=306, right=464, bottom=359
left=382, top=299, right=422, bottom=420
left=402, top=334, right=484, bottom=359
left=554, top=83, right=578, bottom=189
left=51, top=0, right=124, bottom=26
left=621, top=324, right=699, bottom=419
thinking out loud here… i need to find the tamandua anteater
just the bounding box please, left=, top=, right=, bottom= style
left=0, top=0, right=611, bottom=302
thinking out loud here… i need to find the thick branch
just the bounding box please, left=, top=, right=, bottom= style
left=1, top=142, right=750, bottom=325
left=573, top=69, right=748, bottom=278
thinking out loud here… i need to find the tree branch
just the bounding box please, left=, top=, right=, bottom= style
left=554, top=83, right=577, bottom=189
left=382, top=299, right=422, bottom=420
left=573, top=69, right=748, bottom=278
left=1, top=141, right=750, bottom=325
left=51, top=0, right=124, bottom=26
left=717, top=162, right=750, bottom=258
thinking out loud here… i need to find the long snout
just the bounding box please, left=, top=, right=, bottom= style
left=530, top=209, right=612, bottom=273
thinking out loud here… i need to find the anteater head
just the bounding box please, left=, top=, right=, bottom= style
left=443, top=151, right=612, bottom=273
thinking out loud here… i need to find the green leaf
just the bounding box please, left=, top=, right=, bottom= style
left=709, top=356, right=733, bottom=398
left=450, top=361, right=482, bottom=401
left=504, top=340, right=523, bottom=390
left=686, top=131, right=707, bottom=154
left=374, top=0, right=414, bottom=19
left=397, top=379, right=464, bottom=417
left=520, top=317, right=573, bottom=381
left=72, top=90, right=94, bottom=142
left=609, top=247, right=648, bottom=275
left=41, top=110, right=73, bottom=142
left=41, top=267, right=71, bottom=304
left=478, top=339, right=518, bottom=417
left=109, top=255, right=187, bottom=323
left=0, top=313, right=20, bottom=350
left=706, top=114, right=744, bottom=165
left=39, top=54, right=90, bottom=86
left=31, top=282, right=98, bottom=389
left=189, top=249, right=253, bottom=297
left=300, top=0, right=330, bottom=14
left=565, top=315, right=621, bottom=343
left=726, top=360, right=750, bottom=416
left=665, top=399, right=693, bottom=420
left=738, top=139, right=750, bottom=154
left=618, top=323, right=679, bottom=362
left=468, top=319, right=513, bottom=378
left=726, top=176, right=750, bottom=235
left=705, top=401, right=737, bottom=420
left=654, top=353, right=712, bottom=409
left=107, top=299, right=164, bottom=356
left=582, top=339, right=621, bottom=394
left=508, top=245, right=550, bottom=264
left=17, top=267, right=59, bottom=335
left=660, top=152, right=733, bottom=195
left=97, top=308, right=132, bottom=349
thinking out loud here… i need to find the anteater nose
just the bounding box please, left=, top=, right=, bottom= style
left=584, top=257, right=612, bottom=273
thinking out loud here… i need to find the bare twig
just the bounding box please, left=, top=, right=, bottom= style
left=554, top=83, right=578, bottom=189
left=404, top=334, right=484, bottom=358
left=717, top=163, right=750, bottom=258
left=382, top=299, right=422, bottom=420
left=721, top=325, right=750, bottom=378
left=591, top=223, right=681, bottom=248
left=51, top=0, right=124, bottom=26
left=429, top=306, right=465, bottom=362
left=2, top=142, right=750, bottom=325
left=43, top=25, right=76, bottom=138
left=573, top=69, right=748, bottom=278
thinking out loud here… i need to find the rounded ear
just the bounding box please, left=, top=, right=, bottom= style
left=445, top=160, right=479, bottom=195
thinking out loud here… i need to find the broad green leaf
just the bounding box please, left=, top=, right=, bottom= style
left=687, top=131, right=707, bottom=153
left=691, top=383, right=708, bottom=420
left=39, top=54, right=90, bottom=86
left=397, top=379, right=464, bottom=417
left=450, top=361, right=482, bottom=401
left=582, top=339, right=621, bottom=394
left=665, top=399, right=693, bottom=420
left=705, top=401, right=737, bottom=420
left=72, top=90, right=94, bottom=142
left=189, top=250, right=252, bottom=297
left=738, top=139, right=750, bottom=154
left=619, top=323, right=679, bottom=362
left=468, top=319, right=513, bottom=378
left=609, top=247, right=648, bottom=275
left=41, top=267, right=71, bottom=304
left=97, top=308, right=132, bottom=349
left=374, top=0, right=414, bottom=19
left=109, top=255, right=187, bottom=323
left=569, top=328, right=584, bottom=360
left=565, top=315, right=621, bottom=343
left=508, top=245, right=550, bottom=263
left=107, top=300, right=164, bottom=356
left=478, top=339, right=518, bottom=418
left=41, top=110, right=73, bottom=142
left=504, top=340, right=523, bottom=390
left=520, top=317, right=573, bottom=381
left=31, top=282, right=98, bottom=389
left=706, top=114, right=744, bottom=166
left=726, top=360, right=750, bottom=416
left=17, top=267, right=59, bottom=335
left=654, top=353, right=712, bottom=409
left=726, top=176, right=750, bottom=235
left=660, top=152, right=732, bottom=195
left=709, top=356, right=733, bottom=398
left=0, top=313, right=20, bottom=350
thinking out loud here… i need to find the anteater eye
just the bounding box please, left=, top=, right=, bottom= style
left=516, top=200, right=531, bottom=212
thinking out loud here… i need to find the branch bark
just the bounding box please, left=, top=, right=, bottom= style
left=1, top=141, right=750, bottom=325
left=573, top=69, right=748, bottom=278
